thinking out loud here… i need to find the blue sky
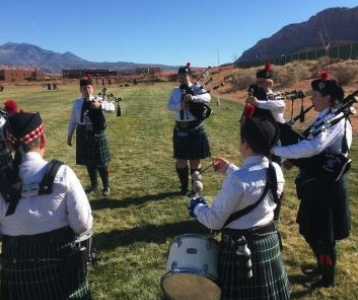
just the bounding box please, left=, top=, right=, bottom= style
left=1, top=0, right=357, bottom=67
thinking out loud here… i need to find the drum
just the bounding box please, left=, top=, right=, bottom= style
left=74, top=230, right=95, bottom=264
left=161, top=234, right=221, bottom=300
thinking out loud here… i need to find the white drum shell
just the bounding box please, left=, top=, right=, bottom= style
left=161, top=234, right=221, bottom=300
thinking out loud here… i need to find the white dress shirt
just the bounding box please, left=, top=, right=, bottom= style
left=274, top=107, right=352, bottom=158
left=194, top=156, right=284, bottom=230
left=167, top=84, right=211, bottom=122
left=0, top=152, right=93, bottom=236
left=68, top=95, right=103, bottom=137
left=256, top=91, right=285, bottom=123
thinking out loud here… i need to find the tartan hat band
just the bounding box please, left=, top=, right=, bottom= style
left=7, top=123, right=45, bottom=145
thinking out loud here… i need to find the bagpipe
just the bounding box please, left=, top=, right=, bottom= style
left=0, top=109, right=8, bottom=142
left=180, top=66, right=224, bottom=120
left=240, top=84, right=306, bottom=121
left=82, top=87, right=123, bottom=132
left=0, top=108, right=7, bottom=117
left=97, top=87, right=123, bottom=117
left=277, top=89, right=358, bottom=181
left=81, top=92, right=107, bottom=132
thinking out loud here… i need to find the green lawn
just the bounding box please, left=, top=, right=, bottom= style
left=1, top=82, right=358, bottom=300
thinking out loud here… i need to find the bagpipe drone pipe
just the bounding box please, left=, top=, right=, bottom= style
left=81, top=87, right=123, bottom=132
left=97, top=87, right=123, bottom=117
left=180, top=66, right=224, bottom=120
left=240, top=84, right=306, bottom=121
left=0, top=108, right=9, bottom=141
left=277, top=89, right=358, bottom=181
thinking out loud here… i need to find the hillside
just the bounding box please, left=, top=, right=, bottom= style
left=237, top=6, right=358, bottom=63
left=0, top=42, right=177, bottom=75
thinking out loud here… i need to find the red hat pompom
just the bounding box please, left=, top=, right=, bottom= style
left=320, top=70, right=330, bottom=81
left=244, top=104, right=255, bottom=118
left=87, top=74, right=92, bottom=80
left=4, top=99, right=19, bottom=115
left=264, top=62, right=271, bottom=72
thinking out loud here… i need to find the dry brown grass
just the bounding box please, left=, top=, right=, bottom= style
left=213, top=59, right=358, bottom=132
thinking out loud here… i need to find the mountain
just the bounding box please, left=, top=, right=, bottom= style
left=236, top=6, right=358, bottom=63
left=0, top=42, right=176, bottom=74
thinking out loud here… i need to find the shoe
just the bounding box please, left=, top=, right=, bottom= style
left=302, top=267, right=321, bottom=278
left=85, top=186, right=98, bottom=194
left=103, top=187, right=111, bottom=196
left=304, top=278, right=335, bottom=289
left=180, top=187, right=189, bottom=196
left=186, top=190, right=195, bottom=197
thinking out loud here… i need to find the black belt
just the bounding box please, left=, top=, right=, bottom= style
left=0, top=257, right=63, bottom=264
left=221, top=221, right=276, bottom=243
left=1, top=227, right=75, bottom=264
left=76, top=124, right=93, bottom=132
left=2, top=226, right=75, bottom=244
left=175, top=120, right=203, bottom=130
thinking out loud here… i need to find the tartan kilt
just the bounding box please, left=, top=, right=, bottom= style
left=0, top=145, right=12, bottom=168
left=296, top=172, right=351, bottom=242
left=173, top=123, right=211, bottom=160
left=76, top=127, right=111, bottom=166
left=219, top=233, right=290, bottom=300
left=0, top=227, right=92, bottom=300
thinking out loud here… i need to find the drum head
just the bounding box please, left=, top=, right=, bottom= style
left=161, top=272, right=221, bottom=300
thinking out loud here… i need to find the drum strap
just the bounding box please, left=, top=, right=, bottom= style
left=223, top=163, right=279, bottom=228
left=1, top=159, right=64, bottom=216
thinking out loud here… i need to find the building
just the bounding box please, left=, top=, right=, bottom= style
left=135, top=67, right=161, bottom=75
left=0, top=69, right=46, bottom=82
left=62, top=69, right=117, bottom=79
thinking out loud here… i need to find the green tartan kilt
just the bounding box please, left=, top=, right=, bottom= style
left=0, top=228, right=92, bottom=300
left=173, top=123, right=211, bottom=160
left=76, top=127, right=111, bottom=166
left=296, top=172, right=351, bottom=242
left=219, top=233, right=290, bottom=300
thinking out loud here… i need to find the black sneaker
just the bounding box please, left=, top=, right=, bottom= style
left=186, top=190, right=197, bottom=198
left=304, top=278, right=335, bottom=289
left=85, top=186, right=99, bottom=194
left=180, top=187, right=189, bottom=195
left=301, top=267, right=321, bottom=278
left=103, top=187, right=111, bottom=196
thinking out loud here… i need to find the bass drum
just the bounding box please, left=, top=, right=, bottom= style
left=161, top=234, right=221, bottom=300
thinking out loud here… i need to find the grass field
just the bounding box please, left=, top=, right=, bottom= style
left=1, top=82, right=358, bottom=300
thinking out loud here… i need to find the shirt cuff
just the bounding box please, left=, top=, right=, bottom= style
left=226, top=163, right=239, bottom=174
left=194, top=203, right=206, bottom=215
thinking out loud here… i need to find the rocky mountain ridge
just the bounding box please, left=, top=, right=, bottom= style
left=236, top=6, right=358, bottom=63
left=0, top=42, right=176, bottom=74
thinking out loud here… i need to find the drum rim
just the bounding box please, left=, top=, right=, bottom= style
left=173, top=233, right=219, bottom=242
left=161, top=269, right=221, bottom=300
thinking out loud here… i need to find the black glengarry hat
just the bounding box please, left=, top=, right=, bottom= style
left=178, top=62, right=191, bottom=75
left=80, top=74, right=93, bottom=87
left=256, top=62, right=273, bottom=79
left=241, top=116, right=279, bottom=155
left=311, top=70, right=344, bottom=101
left=6, top=112, right=44, bottom=146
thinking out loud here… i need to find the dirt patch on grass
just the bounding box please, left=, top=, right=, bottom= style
left=216, top=79, right=358, bottom=133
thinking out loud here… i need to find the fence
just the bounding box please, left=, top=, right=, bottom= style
left=235, top=42, right=358, bottom=68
